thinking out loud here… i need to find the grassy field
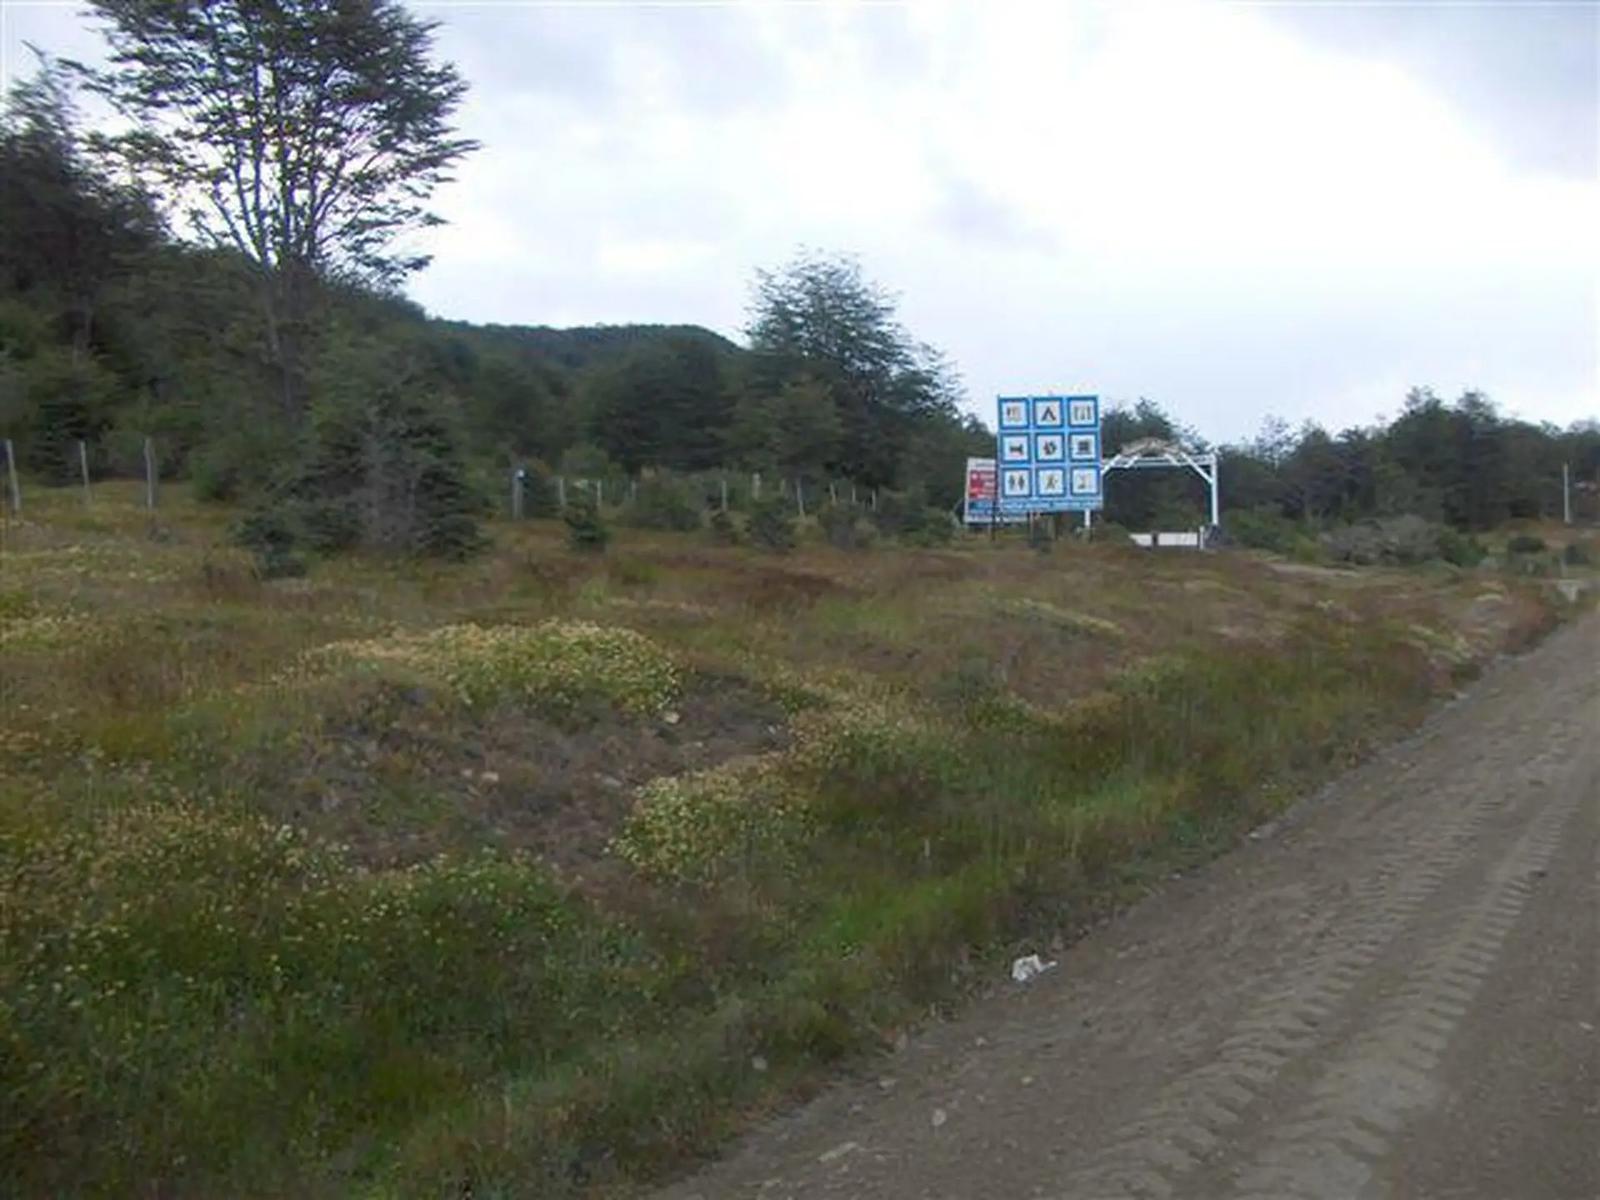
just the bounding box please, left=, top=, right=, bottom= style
left=0, top=483, right=1585, bottom=1198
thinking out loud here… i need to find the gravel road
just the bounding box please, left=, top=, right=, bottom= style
left=660, top=613, right=1598, bottom=1200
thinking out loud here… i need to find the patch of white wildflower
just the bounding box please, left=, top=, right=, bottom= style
left=613, top=755, right=813, bottom=884
left=1404, top=622, right=1473, bottom=667
left=788, top=698, right=936, bottom=779
left=0, top=611, right=109, bottom=652
left=303, top=620, right=681, bottom=716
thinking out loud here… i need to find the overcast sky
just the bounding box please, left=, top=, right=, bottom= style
left=3, top=0, right=1596, bottom=442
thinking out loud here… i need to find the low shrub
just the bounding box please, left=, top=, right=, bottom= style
left=231, top=509, right=308, bottom=578
left=902, top=508, right=955, bottom=547
left=1225, top=508, right=1304, bottom=555
left=1323, top=515, right=1446, bottom=566
left=707, top=507, right=740, bottom=545
left=867, top=488, right=953, bottom=547
left=746, top=496, right=796, bottom=553
left=304, top=621, right=681, bottom=717
left=626, top=477, right=703, bottom=532
left=1507, top=533, right=1547, bottom=555
left=612, top=757, right=812, bottom=884
left=518, top=466, right=562, bottom=518
left=564, top=490, right=609, bottom=553
left=1436, top=526, right=1487, bottom=568
left=817, top=501, right=873, bottom=550
left=1562, top=540, right=1594, bottom=566
left=1088, top=520, right=1133, bottom=546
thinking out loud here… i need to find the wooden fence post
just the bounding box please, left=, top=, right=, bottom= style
left=3, top=438, right=19, bottom=516
left=511, top=467, right=524, bottom=520
left=79, top=440, right=91, bottom=506
left=143, top=437, right=157, bottom=510
left=720, top=477, right=728, bottom=512
left=752, top=472, right=761, bottom=500
left=795, top=479, right=805, bottom=518
left=557, top=475, right=567, bottom=510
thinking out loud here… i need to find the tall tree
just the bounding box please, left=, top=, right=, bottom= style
left=0, top=57, right=159, bottom=357
left=588, top=335, right=733, bottom=473
left=747, top=251, right=960, bottom=487
left=0, top=59, right=159, bottom=479
left=78, top=0, right=478, bottom=415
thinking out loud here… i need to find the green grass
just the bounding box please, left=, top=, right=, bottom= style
left=0, top=481, right=1569, bottom=1197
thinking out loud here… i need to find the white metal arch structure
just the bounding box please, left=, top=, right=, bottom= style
left=1099, top=437, right=1220, bottom=528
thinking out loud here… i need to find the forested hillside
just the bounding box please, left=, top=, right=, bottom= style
left=0, top=53, right=988, bottom=550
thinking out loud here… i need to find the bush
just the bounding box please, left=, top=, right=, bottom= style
left=612, top=757, right=811, bottom=884
left=290, top=495, right=363, bottom=555
left=325, top=621, right=680, bottom=715
left=1226, top=508, right=1304, bottom=555
left=188, top=436, right=251, bottom=502
left=707, top=507, right=740, bottom=545
left=1088, top=520, right=1133, bottom=545
left=626, top=476, right=703, bottom=532
left=1323, top=515, right=1440, bottom=566
left=513, top=465, right=560, bottom=518
left=307, top=620, right=681, bottom=716
left=870, top=488, right=951, bottom=545
left=868, top=489, right=915, bottom=537
left=1507, top=533, right=1547, bottom=555
left=746, top=496, right=796, bottom=553
left=231, top=510, right=307, bottom=579
left=564, top=489, right=609, bottom=553
left=902, top=508, right=955, bottom=548
left=1562, top=540, right=1594, bottom=566
left=421, top=511, right=488, bottom=561
left=1436, top=526, right=1487, bottom=568
left=817, top=501, right=873, bottom=550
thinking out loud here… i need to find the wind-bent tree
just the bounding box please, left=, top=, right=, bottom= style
left=79, top=0, right=478, bottom=414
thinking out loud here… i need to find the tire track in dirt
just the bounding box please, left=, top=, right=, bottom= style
left=1221, top=778, right=1582, bottom=1200
left=1051, top=782, right=1510, bottom=1200
left=1049, top=673, right=1590, bottom=1200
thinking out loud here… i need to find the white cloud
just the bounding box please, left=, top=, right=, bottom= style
left=5, top=0, right=1595, bottom=438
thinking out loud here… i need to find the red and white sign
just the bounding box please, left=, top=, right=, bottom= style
left=963, top=457, right=1024, bottom=524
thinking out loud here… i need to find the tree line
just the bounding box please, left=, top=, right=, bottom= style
left=0, top=0, right=988, bottom=559
left=1, top=0, right=1592, bottom=562
left=1088, top=395, right=1597, bottom=535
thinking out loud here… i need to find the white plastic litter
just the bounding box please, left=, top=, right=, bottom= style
left=1010, top=953, right=1058, bottom=983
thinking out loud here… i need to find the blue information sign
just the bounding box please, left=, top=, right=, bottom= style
left=996, top=394, right=1102, bottom=514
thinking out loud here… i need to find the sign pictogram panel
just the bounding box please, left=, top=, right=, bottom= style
left=995, top=394, right=1101, bottom=514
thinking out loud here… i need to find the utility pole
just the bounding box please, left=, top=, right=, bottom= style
left=1562, top=462, right=1572, bottom=525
